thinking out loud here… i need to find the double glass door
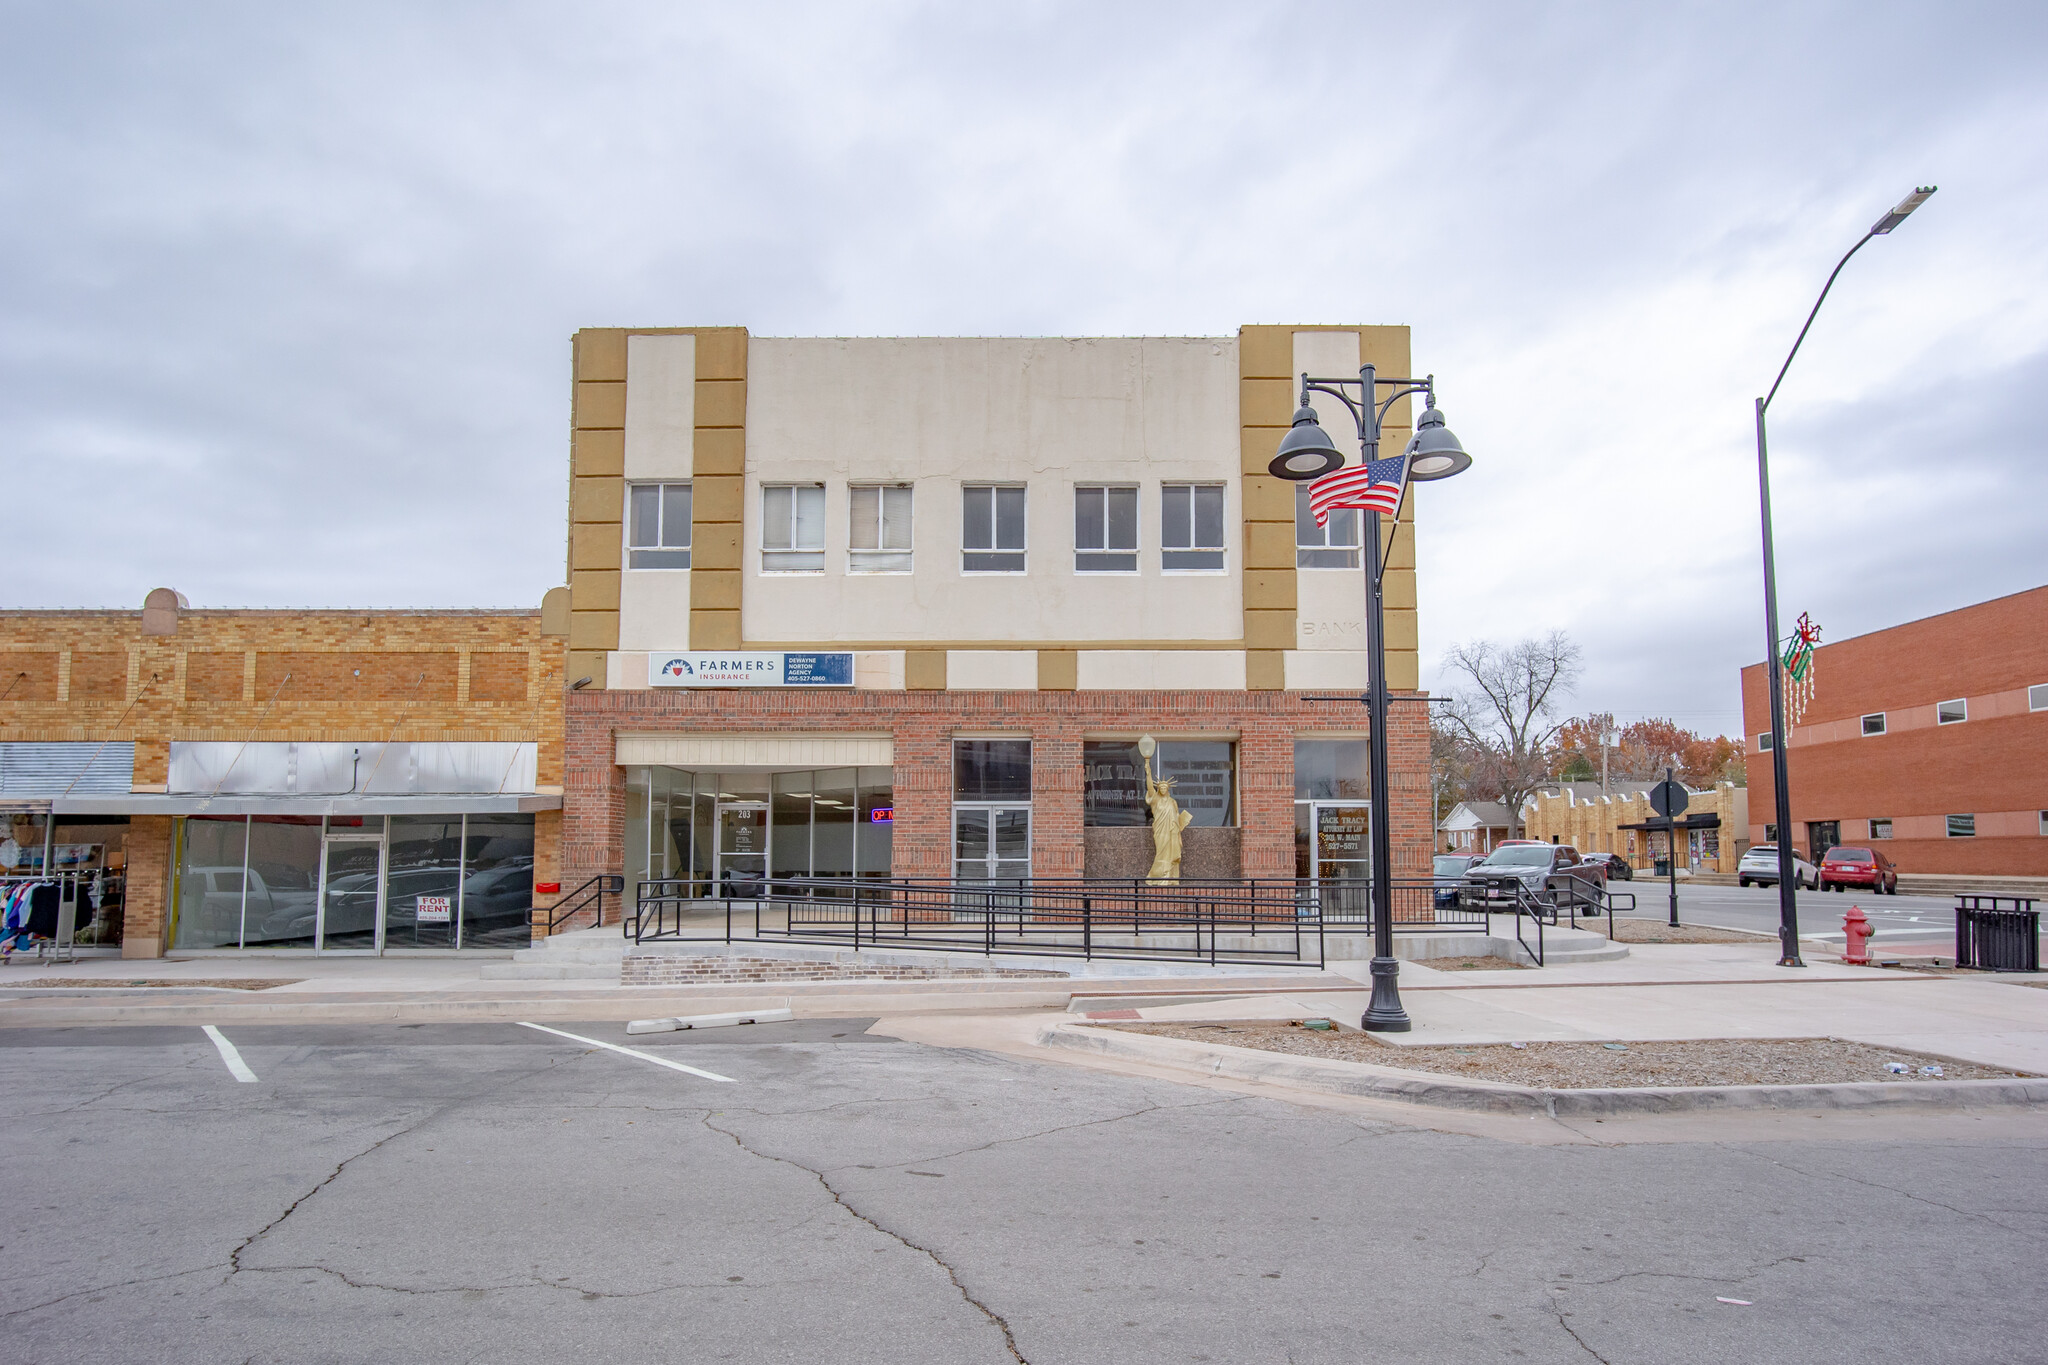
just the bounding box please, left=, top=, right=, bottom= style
left=1296, top=802, right=1371, bottom=919
left=716, top=803, right=768, bottom=896
left=954, top=804, right=1030, bottom=884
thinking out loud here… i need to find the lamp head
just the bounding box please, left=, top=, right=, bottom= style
left=1268, top=404, right=1346, bottom=481
left=1871, top=185, right=1936, bottom=235
left=1137, top=734, right=1156, bottom=760
left=1402, top=406, right=1473, bottom=481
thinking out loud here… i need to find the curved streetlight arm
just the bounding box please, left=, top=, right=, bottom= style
left=1761, top=232, right=1876, bottom=415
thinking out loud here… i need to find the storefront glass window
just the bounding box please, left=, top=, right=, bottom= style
left=1293, top=741, right=1370, bottom=800
left=858, top=766, right=893, bottom=879
left=243, top=817, right=323, bottom=948
left=813, top=768, right=857, bottom=883
left=386, top=816, right=462, bottom=949
left=53, top=816, right=127, bottom=947
left=463, top=815, right=535, bottom=948
left=174, top=816, right=251, bottom=949
left=772, top=773, right=813, bottom=880
left=624, top=768, right=650, bottom=910
left=1082, top=741, right=1234, bottom=827
left=954, top=740, right=1031, bottom=801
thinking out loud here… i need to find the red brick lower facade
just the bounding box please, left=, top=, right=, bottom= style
left=560, top=687, right=1431, bottom=927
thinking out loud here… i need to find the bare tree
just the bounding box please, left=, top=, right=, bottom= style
left=1438, top=632, right=1583, bottom=837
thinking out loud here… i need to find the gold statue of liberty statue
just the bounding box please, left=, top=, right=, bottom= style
left=1138, top=735, right=1193, bottom=885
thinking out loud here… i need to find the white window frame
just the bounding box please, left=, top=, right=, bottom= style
left=1073, top=484, right=1139, bottom=574
left=849, top=483, right=914, bottom=574
left=962, top=484, right=1027, bottom=574
left=1295, top=484, right=1360, bottom=569
left=1870, top=818, right=1893, bottom=840
left=1757, top=731, right=1775, bottom=752
left=1937, top=697, right=1968, bottom=725
left=1161, top=482, right=1227, bottom=572
left=761, top=483, right=826, bottom=573
left=626, top=481, right=692, bottom=570
left=1861, top=712, right=1886, bottom=736
left=2030, top=683, right=2048, bottom=712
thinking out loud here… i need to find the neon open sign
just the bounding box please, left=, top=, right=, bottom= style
left=870, top=807, right=893, bottom=823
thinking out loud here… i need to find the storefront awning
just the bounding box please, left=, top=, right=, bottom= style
left=52, top=793, right=562, bottom=817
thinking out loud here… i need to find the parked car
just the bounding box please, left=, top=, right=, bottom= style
left=1577, top=851, right=1633, bottom=882
left=1432, top=854, right=1480, bottom=909
left=1736, top=844, right=1818, bottom=890
left=1461, top=844, right=1605, bottom=912
left=1818, top=845, right=1899, bottom=894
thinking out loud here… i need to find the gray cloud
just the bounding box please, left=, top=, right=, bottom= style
left=4, top=1, right=2044, bottom=735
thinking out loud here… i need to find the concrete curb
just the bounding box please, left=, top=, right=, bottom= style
left=1035, top=1021, right=2048, bottom=1116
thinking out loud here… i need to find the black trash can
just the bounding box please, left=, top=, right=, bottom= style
left=1955, top=896, right=2040, bottom=972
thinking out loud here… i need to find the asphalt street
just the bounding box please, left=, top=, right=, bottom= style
left=6, top=1016, right=2048, bottom=1363
left=1603, top=880, right=1971, bottom=944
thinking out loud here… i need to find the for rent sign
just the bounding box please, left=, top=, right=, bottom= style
left=647, top=652, right=855, bottom=688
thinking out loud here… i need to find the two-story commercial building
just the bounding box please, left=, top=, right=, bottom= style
left=1739, top=586, right=2048, bottom=876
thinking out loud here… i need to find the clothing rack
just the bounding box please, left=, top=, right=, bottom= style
left=1, top=872, right=87, bottom=965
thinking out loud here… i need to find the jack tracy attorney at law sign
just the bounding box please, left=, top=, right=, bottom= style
left=647, top=653, right=855, bottom=687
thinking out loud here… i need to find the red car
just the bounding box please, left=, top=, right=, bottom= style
left=1818, top=846, right=1899, bottom=894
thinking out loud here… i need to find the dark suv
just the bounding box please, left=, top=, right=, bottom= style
left=1818, top=845, right=1899, bottom=894
left=1576, top=851, right=1633, bottom=882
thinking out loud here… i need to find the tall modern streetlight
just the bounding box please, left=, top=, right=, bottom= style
left=1269, top=367, right=1472, bottom=1031
left=1757, top=185, right=1935, bottom=968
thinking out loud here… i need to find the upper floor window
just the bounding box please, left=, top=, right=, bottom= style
left=1757, top=731, right=1775, bottom=752
left=1937, top=697, right=1968, bottom=725
left=1295, top=484, right=1360, bottom=569
left=762, top=483, right=825, bottom=572
left=1870, top=818, right=1893, bottom=840
left=963, top=484, right=1026, bottom=573
left=1947, top=813, right=1976, bottom=838
left=627, top=482, right=692, bottom=569
left=850, top=484, right=914, bottom=574
left=1161, top=483, right=1225, bottom=571
left=1861, top=712, right=1886, bottom=736
left=2030, top=683, right=2047, bottom=712
left=1074, top=485, right=1138, bottom=573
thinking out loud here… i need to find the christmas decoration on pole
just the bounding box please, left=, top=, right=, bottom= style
left=1781, top=612, right=1822, bottom=726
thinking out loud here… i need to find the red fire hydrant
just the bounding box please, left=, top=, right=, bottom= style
left=1842, top=906, right=1876, bottom=965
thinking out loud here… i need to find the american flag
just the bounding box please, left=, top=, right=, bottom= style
left=1307, top=453, right=1408, bottom=527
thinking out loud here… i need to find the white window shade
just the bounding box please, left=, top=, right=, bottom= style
left=851, top=484, right=913, bottom=572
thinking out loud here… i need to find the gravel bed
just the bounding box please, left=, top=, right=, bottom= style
left=4, top=978, right=303, bottom=990
left=1095, top=1021, right=2030, bottom=1087
left=1414, top=955, right=1529, bottom=971
left=1603, top=919, right=1776, bottom=945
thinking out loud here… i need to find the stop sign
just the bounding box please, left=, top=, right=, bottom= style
left=1649, top=779, right=1690, bottom=819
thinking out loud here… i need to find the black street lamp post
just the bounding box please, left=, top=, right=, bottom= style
left=1756, top=186, right=1935, bottom=968
left=1269, top=367, right=1471, bottom=1031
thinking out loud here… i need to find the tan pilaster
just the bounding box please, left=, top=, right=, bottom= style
left=1239, top=325, right=1297, bottom=690
left=690, top=327, right=748, bottom=650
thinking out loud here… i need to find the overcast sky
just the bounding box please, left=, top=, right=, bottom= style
left=5, top=2, right=2044, bottom=736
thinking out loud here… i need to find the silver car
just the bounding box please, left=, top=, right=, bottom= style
left=1737, top=844, right=1818, bottom=890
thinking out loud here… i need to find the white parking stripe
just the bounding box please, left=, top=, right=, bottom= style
left=515, top=1022, right=738, bottom=1083
left=201, top=1025, right=259, bottom=1082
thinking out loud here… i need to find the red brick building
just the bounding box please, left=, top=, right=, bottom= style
left=1739, top=586, right=2048, bottom=876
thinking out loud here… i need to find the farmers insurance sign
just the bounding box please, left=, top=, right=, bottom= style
left=647, top=652, right=855, bottom=688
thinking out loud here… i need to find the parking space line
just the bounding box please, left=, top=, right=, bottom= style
left=201, top=1025, right=259, bottom=1082
left=514, top=1022, right=738, bottom=1082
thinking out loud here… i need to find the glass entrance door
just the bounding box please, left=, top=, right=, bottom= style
left=317, top=835, right=386, bottom=951
left=1308, top=802, right=1371, bottom=920
left=716, top=803, right=768, bottom=897
left=954, top=804, right=1030, bottom=883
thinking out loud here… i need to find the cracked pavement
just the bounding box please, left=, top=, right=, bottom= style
left=3, top=1017, right=2047, bottom=1363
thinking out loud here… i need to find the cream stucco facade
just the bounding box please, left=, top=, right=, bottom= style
left=565, top=326, right=1423, bottom=694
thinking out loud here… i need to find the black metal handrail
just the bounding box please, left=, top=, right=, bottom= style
left=624, top=874, right=1493, bottom=969
left=543, top=874, right=624, bottom=937
left=1602, top=890, right=1637, bottom=940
